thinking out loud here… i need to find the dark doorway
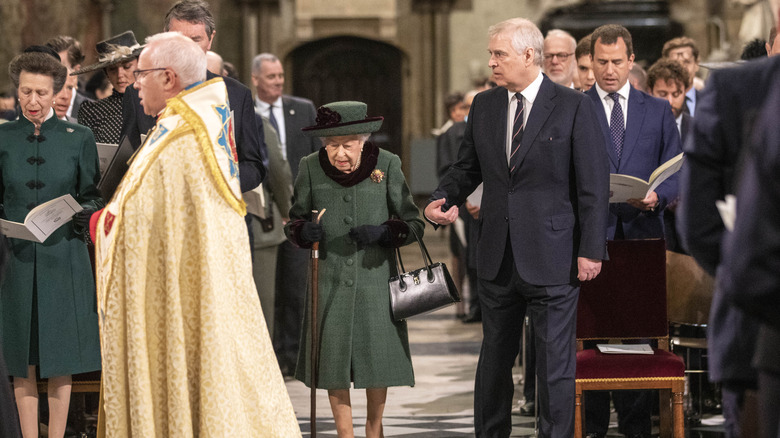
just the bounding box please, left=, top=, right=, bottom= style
left=290, top=37, right=404, bottom=158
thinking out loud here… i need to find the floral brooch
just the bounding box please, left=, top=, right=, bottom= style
left=370, top=169, right=384, bottom=183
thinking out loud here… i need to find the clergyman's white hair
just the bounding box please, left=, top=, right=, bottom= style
left=144, top=32, right=206, bottom=87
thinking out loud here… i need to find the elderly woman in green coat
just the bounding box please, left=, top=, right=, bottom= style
left=1, top=49, right=102, bottom=438
left=285, top=101, right=424, bottom=438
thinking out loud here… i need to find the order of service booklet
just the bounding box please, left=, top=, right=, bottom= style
left=0, top=194, right=83, bottom=243
left=597, top=344, right=654, bottom=354
left=609, top=153, right=685, bottom=203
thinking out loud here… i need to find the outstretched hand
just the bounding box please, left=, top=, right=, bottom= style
left=423, top=198, right=459, bottom=225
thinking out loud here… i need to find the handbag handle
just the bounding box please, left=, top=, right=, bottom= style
left=392, top=226, right=435, bottom=291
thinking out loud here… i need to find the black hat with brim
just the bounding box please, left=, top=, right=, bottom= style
left=71, top=31, right=144, bottom=75
left=301, top=101, right=383, bottom=138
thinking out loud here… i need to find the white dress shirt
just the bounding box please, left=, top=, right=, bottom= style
left=594, top=80, right=630, bottom=130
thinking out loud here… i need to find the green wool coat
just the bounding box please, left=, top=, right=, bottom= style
left=288, top=148, right=424, bottom=389
left=0, top=115, right=103, bottom=378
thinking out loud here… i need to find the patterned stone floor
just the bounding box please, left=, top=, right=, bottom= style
left=286, top=227, right=727, bottom=437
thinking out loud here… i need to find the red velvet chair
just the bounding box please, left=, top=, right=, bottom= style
left=575, top=239, right=685, bottom=438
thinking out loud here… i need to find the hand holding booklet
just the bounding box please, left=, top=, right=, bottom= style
left=0, top=194, right=83, bottom=243
left=597, top=344, right=653, bottom=354
left=609, top=153, right=684, bottom=203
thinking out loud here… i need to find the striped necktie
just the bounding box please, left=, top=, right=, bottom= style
left=508, top=92, right=524, bottom=172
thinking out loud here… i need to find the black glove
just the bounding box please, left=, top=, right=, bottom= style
left=73, top=209, right=94, bottom=232
left=349, top=224, right=390, bottom=248
left=300, top=221, right=324, bottom=243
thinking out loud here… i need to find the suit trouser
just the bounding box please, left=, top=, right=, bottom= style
left=474, top=242, right=578, bottom=438
left=273, top=240, right=310, bottom=369
left=250, top=234, right=280, bottom=340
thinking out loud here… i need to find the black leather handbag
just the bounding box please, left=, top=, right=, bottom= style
left=388, top=227, right=460, bottom=321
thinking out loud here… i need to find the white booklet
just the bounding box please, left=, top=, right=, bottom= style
left=609, top=153, right=684, bottom=203
left=597, top=344, right=654, bottom=354
left=0, top=194, right=83, bottom=243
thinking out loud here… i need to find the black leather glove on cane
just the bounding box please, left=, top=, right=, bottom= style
left=349, top=224, right=390, bottom=248
left=300, top=221, right=324, bottom=244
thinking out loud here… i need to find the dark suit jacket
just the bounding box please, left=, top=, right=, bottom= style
left=679, top=55, right=780, bottom=275
left=586, top=85, right=682, bottom=240
left=432, top=76, right=609, bottom=285
left=678, top=55, right=780, bottom=384
left=120, top=71, right=265, bottom=192
left=279, top=95, right=320, bottom=179
left=721, top=76, right=780, bottom=333
left=71, top=90, right=92, bottom=121
left=436, top=121, right=466, bottom=177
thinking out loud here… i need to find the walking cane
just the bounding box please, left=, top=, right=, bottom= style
left=310, top=209, right=326, bottom=438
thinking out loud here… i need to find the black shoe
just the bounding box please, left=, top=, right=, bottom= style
left=462, top=313, right=482, bottom=323
left=519, top=401, right=535, bottom=416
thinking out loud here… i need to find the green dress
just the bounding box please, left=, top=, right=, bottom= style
left=288, top=146, right=424, bottom=389
left=0, top=114, right=103, bottom=378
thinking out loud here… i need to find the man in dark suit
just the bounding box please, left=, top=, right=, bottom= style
left=120, top=0, right=265, bottom=193
left=250, top=52, right=320, bottom=375
left=678, top=52, right=780, bottom=438
left=425, top=18, right=609, bottom=438
left=720, top=78, right=780, bottom=438
left=45, top=35, right=93, bottom=120
left=584, top=24, right=682, bottom=438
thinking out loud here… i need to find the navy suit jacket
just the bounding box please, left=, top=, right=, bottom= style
left=432, top=76, right=609, bottom=285
left=586, top=85, right=682, bottom=240
left=120, top=71, right=265, bottom=192
left=679, top=56, right=780, bottom=384
left=722, top=78, right=780, bottom=332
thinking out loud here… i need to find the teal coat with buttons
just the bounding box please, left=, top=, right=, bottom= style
left=0, top=115, right=103, bottom=378
left=287, top=146, right=424, bottom=389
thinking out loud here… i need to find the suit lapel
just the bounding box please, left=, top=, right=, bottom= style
left=586, top=87, right=618, bottom=170
left=282, top=96, right=295, bottom=144
left=511, top=77, right=556, bottom=174
left=621, top=86, right=646, bottom=167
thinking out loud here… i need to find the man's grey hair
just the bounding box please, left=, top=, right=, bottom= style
left=251, top=53, right=280, bottom=75
left=488, top=18, right=544, bottom=67
left=145, top=32, right=207, bottom=87
left=545, top=29, right=577, bottom=53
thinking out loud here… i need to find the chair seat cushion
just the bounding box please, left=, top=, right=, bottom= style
left=576, top=348, right=685, bottom=380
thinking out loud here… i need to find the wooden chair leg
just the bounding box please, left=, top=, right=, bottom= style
left=575, top=385, right=584, bottom=438
left=659, top=388, right=672, bottom=437
left=673, top=388, right=685, bottom=438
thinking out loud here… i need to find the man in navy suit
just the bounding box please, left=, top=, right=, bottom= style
left=720, top=77, right=780, bottom=438
left=583, top=24, right=682, bottom=438
left=425, top=18, right=609, bottom=438
left=120, top=0, right=265, bottom=193
left=678, top=52, right=780, bottom=438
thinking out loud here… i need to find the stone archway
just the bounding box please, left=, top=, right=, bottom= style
left=290, top=36, right=404, bottom=158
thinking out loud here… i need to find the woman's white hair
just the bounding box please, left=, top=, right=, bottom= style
left=144, top=32, right=207, bottom=87
left=488, top=18, right=544, bottom=67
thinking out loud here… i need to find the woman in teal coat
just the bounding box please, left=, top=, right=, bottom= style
left=1, top=50, right=103, bottom=438
left=286, top=101, right=424, bottom=438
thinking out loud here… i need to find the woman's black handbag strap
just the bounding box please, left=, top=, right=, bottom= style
left=392, top=226, right=435, bottom=289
